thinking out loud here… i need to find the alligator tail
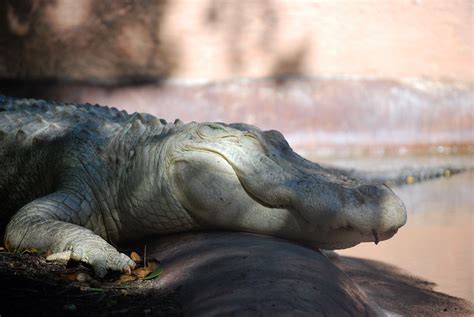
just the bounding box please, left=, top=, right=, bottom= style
left=329, top=166, right=471, bottom=187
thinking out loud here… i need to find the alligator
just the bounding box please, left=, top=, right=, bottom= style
left=330, top=165, right=466, bottom=187
left=0, top=95, right=408, bottom=277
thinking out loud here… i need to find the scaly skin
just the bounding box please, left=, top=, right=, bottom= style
left=0, top=95, right=407, bottom=277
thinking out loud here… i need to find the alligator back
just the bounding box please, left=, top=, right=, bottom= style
left=0, top=96, right=138, bottom=224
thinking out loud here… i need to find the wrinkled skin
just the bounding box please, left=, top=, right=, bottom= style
left=169, top=122, right=407, bottom=250
left=1, top=98, right=406, bottom=276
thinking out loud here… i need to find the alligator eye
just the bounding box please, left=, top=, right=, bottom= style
left=197, top=123, right=231, bottom=139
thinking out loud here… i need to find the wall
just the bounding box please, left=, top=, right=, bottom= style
left=0, top=0, right=472, bottom=156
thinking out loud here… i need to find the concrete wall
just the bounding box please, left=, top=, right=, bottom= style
left=0, top=0, right=472, bottom=156
left=28, top=79, right=472, bottom=157
left=1, top=0, right=471, bottom=82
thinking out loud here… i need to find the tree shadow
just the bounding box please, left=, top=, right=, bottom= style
left=270, top=41, right=310, bottom=85
left=0, top=0, right=177, bottom=98
left=0, top=0, right=315, bottom=100
left=204, top=0, right=279, bottom=73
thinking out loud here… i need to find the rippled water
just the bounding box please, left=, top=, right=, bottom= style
left=324, top=156, right=474, bottom=302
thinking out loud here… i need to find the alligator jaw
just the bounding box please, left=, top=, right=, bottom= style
left=169, top=122, right=407, bottom=250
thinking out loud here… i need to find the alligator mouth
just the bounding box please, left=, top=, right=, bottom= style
left=308, top=225, right=400, bottom=249
left=180, top=124, right=407, bottom=250
left=232, top=161, right=403, bottom=248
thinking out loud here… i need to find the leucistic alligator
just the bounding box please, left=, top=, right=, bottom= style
left=0, top=96, right=407, bottom=277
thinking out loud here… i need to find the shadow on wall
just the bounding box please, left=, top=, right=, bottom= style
left=0, top=0, right=177, bottom=86
left=205, top=0, right=279, bottom=71
left=271, top=42, right=309, bottom=84
left=204, top=0, right=308, bottom=81
left=0, top=0, right=311, bottom=99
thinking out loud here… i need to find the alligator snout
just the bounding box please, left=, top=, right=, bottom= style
left=231, top=128, right=408, bottom=249
left=285, top=173, right=407, bottom=249
left=172, top=122, right=407, bottom=250
left=352, top=183, right=407, bottom=234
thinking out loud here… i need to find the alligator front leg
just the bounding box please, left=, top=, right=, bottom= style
left=4, top=191, right=135, bottom=277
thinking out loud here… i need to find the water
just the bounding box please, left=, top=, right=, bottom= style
left=323, top=156, right=474, bottom=302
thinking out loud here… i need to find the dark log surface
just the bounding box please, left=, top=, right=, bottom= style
left=0, top=232, right=472, bottom=316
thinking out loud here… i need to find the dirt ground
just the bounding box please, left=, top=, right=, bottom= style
left=0, top=252, right=181, bottom=316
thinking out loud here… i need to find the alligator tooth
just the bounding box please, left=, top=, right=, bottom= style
left=372, top=229, right=379, bottom=245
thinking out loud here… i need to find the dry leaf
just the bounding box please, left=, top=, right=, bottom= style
left=133, top=267, right=152, bottom=279
left=146, top=259, right=159, bottom=271
left=132, top=259, right=162, bottom=279
left=63, top=272, right=79, bottom=281
left=118, top=274, right=137, bottom=283
left=130, top=251, right=142, bottom=263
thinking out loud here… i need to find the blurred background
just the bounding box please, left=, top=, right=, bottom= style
left=0, top=0, right=472, bottom=302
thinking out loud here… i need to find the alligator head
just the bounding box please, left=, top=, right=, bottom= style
left=168, top=122, right=407, bottom=249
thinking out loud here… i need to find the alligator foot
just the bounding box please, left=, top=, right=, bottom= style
left=4, top=191, right=136, bottom=278
left=46, top=248, right=135, bottom=277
